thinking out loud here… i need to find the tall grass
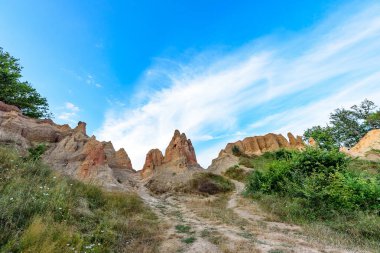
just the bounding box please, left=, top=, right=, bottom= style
left=0, top=147, right=162, bottom=252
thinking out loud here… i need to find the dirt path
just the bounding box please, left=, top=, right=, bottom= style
left=133, top=176, right=361, bottom=253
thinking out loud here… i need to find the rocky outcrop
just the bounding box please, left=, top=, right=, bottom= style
left=141, top=149, right=164, bottom=178
left=141, top=130, right=201, bottom=178
left=207, top=152, right=239, bottom=175
left=287, top=133, right=304, bottom=149
left=0, top=101, right=135, bottom=190
left=0, top=101, right=21, bottom=113
left=0, top=109, right=72, bottom=149
left=164, top=130, right=198, bottom=166
left=207, top=132, right=305, bottom=175
left=222, top=132, right=304, bottom=157
left=341, top=129, right=380, bottom=161
left=114, top=148, right=133, bottom=170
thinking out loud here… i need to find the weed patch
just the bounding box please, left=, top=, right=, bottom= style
left=181, top=236, right=196, bottom=244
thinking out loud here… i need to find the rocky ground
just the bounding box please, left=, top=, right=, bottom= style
left=131, top=173, right=362, bottom=253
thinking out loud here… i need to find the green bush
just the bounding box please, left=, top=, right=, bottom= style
left=245, top=147, right=380, bottom=246
left=262, top=149, right=294, bottom=160
left=190, top=172, right=235, bottom=195
left=246, top=148, right=379, bottom=214
left=27, top=143, right=47, bottom=161
left=223, top=165, right=249, bottom=182
left=232, top=145, right=241, bottom=156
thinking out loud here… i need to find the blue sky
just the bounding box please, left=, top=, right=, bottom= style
left=1, top=0, right=380, bottom=169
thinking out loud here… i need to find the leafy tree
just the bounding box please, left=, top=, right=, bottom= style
left=330, top=99, right=378, bottom=147
left=304, top=99, right=379, bottom=149
left=0, top=47, right=51, bottom=118
left=366, top=111, right=380, bottom=129
left=303, top=125, right=338, bottom=151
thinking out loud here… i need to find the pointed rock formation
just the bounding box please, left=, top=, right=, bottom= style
left=114, top=148, right=133, bottom=170
left=141, top=130, right=201, bottom=178
left=164, top=130, right=198, bottom=166
left=287, top=133, right=305, bottom=149
left=141, top=149, right=164, bottom=178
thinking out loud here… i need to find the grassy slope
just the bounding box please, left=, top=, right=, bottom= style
left=0, top=147, right=162, bottom=253
left=242, top=150, right=380, bottom=251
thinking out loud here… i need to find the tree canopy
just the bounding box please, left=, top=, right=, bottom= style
left=0, top=47, right=51, bottom=118
left=304, top=99, right=380, bottom=149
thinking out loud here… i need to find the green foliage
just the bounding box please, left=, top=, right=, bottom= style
left=190, top=172, right=235, bottom=195
left=245, top=148, right=380, bottom=245
left=303, top=125, right=338, bottom=151
left=263, top=149, right=295, bottom=160
left=181, top=236, right=196, bottom=244
left=0, top=47, right=51, bottom=118
left=223, top=165, right=249, bottom=182
left=231, top=145, right=241, bottom=156
left=175, top=224, right=191, bottom=234
left=304, top=99, right=380, bottom=149
left=246, top=148, right=379, bottom=214
left=0, top=146, right=162, bottom=252
left=27, top=143, right=47, bottom=161
left=366, top=111, right=380, bottom=129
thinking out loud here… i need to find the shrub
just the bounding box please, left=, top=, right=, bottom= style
left=263, top=149, right=294, bottom=160
left=232, top=145, right=241, bottom=156
left=190, top=172, right=234, bottom=195
left=245, top=147, right=380, bottom=246
left=223, top=165, right=249, bottom=182
left=246, top=148, right=380, bottom=214
left=27, top=143, right=47, bottom=161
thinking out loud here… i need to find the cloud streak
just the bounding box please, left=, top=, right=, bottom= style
left=96, top=1, right=380, bottom=169
left=57, top=102, right=80, bottom=125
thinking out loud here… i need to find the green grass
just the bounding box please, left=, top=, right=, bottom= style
left=0, top=146, right=163, bottom=253
left=223, top=165, right=249, bottom=182
left=181, top=236, right=196, bottom=244
left=175, top=224, right=191, bottom=234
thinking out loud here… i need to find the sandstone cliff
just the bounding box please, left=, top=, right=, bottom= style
left=208, top=132, right=305, bottom=174
left=341, top=129, right=380, bottom=161
left=222, top=132, right=304, bottom=157
left=0, top=101, right=135, bottom=190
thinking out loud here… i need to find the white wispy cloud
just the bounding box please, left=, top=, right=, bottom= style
left=65, top=102, right=79, bottom=112
left=96, top=1, right=380, bottom=170
left=57, top=102, right=80, bottom=125
left=86, top=74, right=102, bottom=88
